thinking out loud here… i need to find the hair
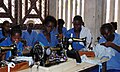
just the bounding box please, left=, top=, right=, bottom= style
left=43, top=16, right=57, bottom=27
left=73, top=15, right=84, bottom=26
left=2, top=21, right=10, bottom=26
left=10, top=26, right=22, bottom=36
left=58, top=19, right=65, bottom=26
left=111, top=22, right=117, bottom=30
left=100, top=23, right=114, bottom=32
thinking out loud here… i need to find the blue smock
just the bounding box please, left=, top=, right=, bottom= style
left=99, top=33, right=120, bottom=70
left=0, top=37, right=23, bottom=60
left=22, top=30, right=37, bottom=46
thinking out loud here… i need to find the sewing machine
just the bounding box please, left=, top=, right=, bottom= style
left=31, top=43, right=68, bottom=67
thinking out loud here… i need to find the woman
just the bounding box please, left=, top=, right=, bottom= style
left=99, top=23, right=120, bottom=72
left=66, top=15, right=92, bottom=50
left=0, top=27, right=23, bottom=60
left=35, top=16, right=58, bottom=47
left=0, top=21, right=10, bottom=43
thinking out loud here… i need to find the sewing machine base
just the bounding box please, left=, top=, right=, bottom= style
left=31, top=58, right=76, bottom=72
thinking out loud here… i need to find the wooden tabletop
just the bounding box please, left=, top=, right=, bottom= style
left=19, top=57, right=109, bottom=72
left=0, top=62, right=29, bottom=72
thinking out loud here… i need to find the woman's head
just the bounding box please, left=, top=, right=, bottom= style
left=43, top=16, right=57, bottom=33
left=2, top=21, right=10, bottom=32
left=100, top=23, right=114, bottom=41
left=26, top=20, right=34, bottom=31
left=73, top=15, right=84, bottom=32
left=10, top=27, right=22, bottom=43
left=58, top=19, right=65, bottom=26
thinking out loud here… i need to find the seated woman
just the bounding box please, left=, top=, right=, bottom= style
left=35, top=16, right=58, bottom=47
left=22, top=20, right=37, bottom=47
left=0, top=27, right=23, bottom=60
left=53, top=19, right=67, bottom=36
left=0, top=21, right=10, bottom=43
left=99, top=23, right=120, bottom=72
left=66, top=15, right=92, bottom=50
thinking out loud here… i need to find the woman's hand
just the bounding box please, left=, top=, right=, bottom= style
left=100, top=41, right=113, bottom=47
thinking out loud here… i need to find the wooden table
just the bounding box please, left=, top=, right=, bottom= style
left=65, top=57, right=108, bottom=72
left=19, top=57, right=109, bottom=72
left=0, top=62, right=29, bottom=72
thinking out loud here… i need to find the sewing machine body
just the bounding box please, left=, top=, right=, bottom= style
left=31, top=43, right=68, bottom=67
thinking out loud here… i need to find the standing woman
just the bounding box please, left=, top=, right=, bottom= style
left=35, top=16, right=58, bottom=47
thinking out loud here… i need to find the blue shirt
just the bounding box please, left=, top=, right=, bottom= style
left=22, top=30, right=37, bottom=46
left=35, top=31, right=58, bottom=47
left=53, top=27, right=67, bottom=36
left=0, top=30, right=10, bottom=39
left=99, top=33, right=120, bottom=70
left=66, top=28, right=84, bottom=50
left=0, top=37, right=23, bottom=60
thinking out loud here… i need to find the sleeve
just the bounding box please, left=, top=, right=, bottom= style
left=34, top=33, right=41, bottom=44
left=62, top=27, right=67, bottom=36
left=21, top=31, right=25, bottom=39
left=17, top=42, right=24, bottom=56
left=65, top=30, right=71, bottom=38
left=32, top=31, right=38, bottom=46
left=0, top=38, right=10, bottom=46
left=85, top=28, right=92, bottom=48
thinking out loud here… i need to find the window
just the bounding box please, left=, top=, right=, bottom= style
left=0, top=0, right=49, bottom=29
left=57, top=0, right=84, bottom=30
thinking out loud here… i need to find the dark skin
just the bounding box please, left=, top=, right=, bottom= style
left=2, top=23, right=10, bottom=37
left=100, top=28, right=120, bottom=52
left=73, top=20, right=82, bottom=38
left=0, top=23, right=10, bottom=43
left=43, top=22, right=54, bottom=42
left=27, top=23, right=34, bottom=34
left=11, top=33, right=21, bottom=43
left=0, top=33, right=21, bottom=60
left=0, top=23, right=10, bottom=60
left=10, top=33, right=22, bottom=58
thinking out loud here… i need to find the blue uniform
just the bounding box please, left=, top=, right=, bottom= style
left=53, top=27, right=67, bottom=36
left=99, top=33, right=120, bottom=71
left=22, top=30, right=37, bottom=46
left=35, top=31, right=58, bottom=47
left=0, top=30, right=10, bottom=39
left=0, top=37, right=23, bottom=60
left=66, top=28, right=84, bottom=50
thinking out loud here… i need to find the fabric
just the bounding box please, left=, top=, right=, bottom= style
left=0, top=37, right=23, bottom=60
left=0, top=30, right=10, bottom=39
left=66, top=26, right=92, bottom=50
left=107, top=69, right=120, bottom=72
left=93, top=44, right=115, bottom=59
left=22, top=30, right=37, bottom=46
left=35, top=31, right=58, bottom=47
left=98, top=33, right=120, bottom=70
left=52, top=27, right=67, bottom=36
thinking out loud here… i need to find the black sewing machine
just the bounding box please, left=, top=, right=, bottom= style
left=65, top=37, right=87, bottom=63
left=0, top=43, right=17, bottom=54
left=31, top=43, right=67, bottom=67
left=0, top=43, right=17, bottom=67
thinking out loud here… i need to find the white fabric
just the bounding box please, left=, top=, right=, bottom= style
left=7, top=62, right=15, bottom=72
left=81, top=54, right=102, bottom=72
left=79, top=26, right=92, bottom=48
left=81, top=54, right=101, bottom=65
left=93, top=44, right=115, bottom=59
left=12, top=56, right=34, bottom=66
